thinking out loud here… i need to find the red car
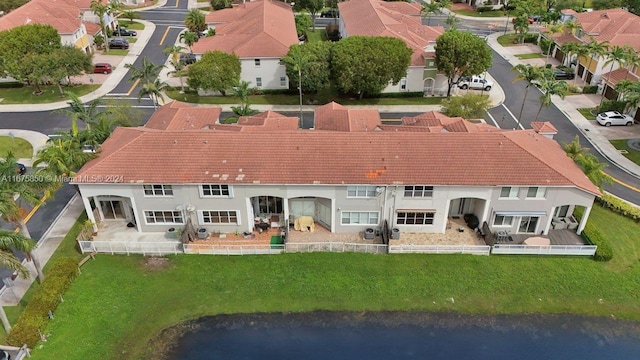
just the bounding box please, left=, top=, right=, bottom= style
left=512, top=17, right=534, bottom=24
left=93, top=63, right=113, bottom=74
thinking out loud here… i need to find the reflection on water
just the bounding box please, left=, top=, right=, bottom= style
left=163, top=312, right=640, bottom=360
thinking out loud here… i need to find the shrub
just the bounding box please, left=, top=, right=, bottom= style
left=596, top=194, right=640, bottom=222
left=476, top=6, right=493, bottom=12
left=582, top=85, right=598, bottom=94
left=580, top=222, right=613, bottom=261
left=260, top=89, right=298, bottom=95
left=599, top=99, right=626, bottom=113
left=374, top=91, right=425, bottom=99
left=0, top=82, right=24, bottom=89
left=523, top=34, right=538, bottom=44
left=7, top=258, right=80, bottom=347
left=540, top=38, right=553, bottom=55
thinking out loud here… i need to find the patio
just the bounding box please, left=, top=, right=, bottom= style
left=390, top=217, right=485, bottom=246
left=495, top=229, right=586, bottom=246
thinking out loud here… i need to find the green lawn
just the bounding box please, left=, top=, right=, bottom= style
left=515, top=53, right=544, bottom=59
left=102, top=49, right=129, bottom=56
left=578, top=107, right=596, bottom=120
left=306, top=29, right=326, bottom=43
left=0, top=136, right=33, bottom=158
left=452, top=9, right=506, bottom=17
left=0, top=85, right=100, bottom=104
left=610, top=139, right=640, bottom=167
left=497, top=34, right=520, bottom=47
left=117, top=21, right=145, bottom=30
left=165, top=91, right=444, bottom=106
left=18, top=203, right=640, bottom=360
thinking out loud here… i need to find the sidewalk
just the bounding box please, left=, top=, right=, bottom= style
left=0, top=130, right=49, bottom=167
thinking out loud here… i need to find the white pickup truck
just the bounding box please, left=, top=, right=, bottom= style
left=458, top=76, right=493, bottom=91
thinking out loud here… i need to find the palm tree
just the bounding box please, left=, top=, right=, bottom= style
left=125, top=57, right=164, bottom=84
left=91, top=0, right=120, bottom=50
left=577, top=154, right=612, bottom=191
left=444, top=15, right=460, bottom=30
left=583, top=38, right=609, bottom=85
left=179, top=31, right=199, bottom=52
left=421, top=2, right=441, bottom=26
left=604, top=45, right=628, bottom=84
left=168, top=59, right=186, bottom=94
left=57, top=92, right=104, bottom=126
left=281, top=46, right=310, bottom=128
left=164, top=45, right=187, bottom=93
left=572, top=42, right=590, bottom=85
left=563, top=135, right=587, bottom=161
left=535, top=78, right=569, bottom=119
left=184, top=9, right=207, bottom=36
left=85, top=116, right=130, bottom=144
left=232, top=80, right=253, bottom=109
left=121, top=9, right=139, bottom=24
left=513, top=15, right=530, bottom=43
left=560, top=41, right=580, bottom=68
left=0, top=230, right=36, bottom=332
left=163, top=45, right=186, bottom=65
left=562, top=19, right=580, bottom=36
left=543, top=24, right=563, bottom=65
left=0, top=154, right=56, bottom=283
left=615, top=79, right=640, bottom=114
left=138, top=78, right=169, bottom=109
left=511, top=64, right=547, bottom=123
left=34, top=138, right=96, bottom=178
left=623, top=47, right=640, bottom=81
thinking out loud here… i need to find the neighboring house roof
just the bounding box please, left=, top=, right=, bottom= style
left=74, top=126, right=601, bottom=196
left=338, top=0, right=444, bottom=66
left=233, top=111, right=299, bottom=131
left=559, top=8, right=640, bottom=51
left=0, top=0, right=82, bottom=33
left=145, top=101, right=222, bottom=131
left=551, top=32, right=581, bottom=46
left=84, top=21, right=102, bottom=36
left=400, top=111, right=502, bottom=133
left=193, top=0, right=298, bottom=58
left=59, top=0, right=109, bottom=9
left=314, top=102, right=382, bottom=132
left=530, top=121, right=558, bottom=134
left=601, top=67, right=640, bottom=86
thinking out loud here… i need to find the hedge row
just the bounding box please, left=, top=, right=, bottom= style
left=7, top=258, right=80, bottom=348
left=580, top=222, right=614, bottom=261
left=582, top=85, right=598, bottom=94
left=596, top=194, right=640, bottom=222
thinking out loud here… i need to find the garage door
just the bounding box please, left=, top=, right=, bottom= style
left=290, top=199, right=315, bottom=218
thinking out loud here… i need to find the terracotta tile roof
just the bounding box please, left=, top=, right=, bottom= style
left=377, top=124, right=440, bottom=132
left=313, top=102, right=381, bottom=131
left=74, top=127, right=600, bottom=195
left=400, top=112, right=501, bottom=133
left=552, top=32, right=581, bottom=45
left=530, top=121, right=558, bottom=134
left=145, top=101, right=221, bottom=130
left=193, top=0, right=298, bottom=58
left=338, top=0, right=444, bottom=66
left=84, top=21, right=101, bottom=36
left=574, top=8, right=640, bottom=50
left=235, top=111, right=299, bottom=131
left=0, top=0, right=83, bottom=33
left=59, top=0, right=108, bottom=9
left=601, top=67, right=640, bottom=86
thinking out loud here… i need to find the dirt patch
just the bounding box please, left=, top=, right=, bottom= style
left=141, top=256, right=171, bottom=271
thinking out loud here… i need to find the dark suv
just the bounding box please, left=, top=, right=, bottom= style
left=320, top=9, right=339, bottom=18
left=113, top=27, right=137, bottom=36
left=179, top=53, right=197, bottom=65
left=108, top=38, right=129, bottom=49
left=554, top=69, right=575, bottom=80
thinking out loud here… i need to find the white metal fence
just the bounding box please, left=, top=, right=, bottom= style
left=184, top=244, right=285, bottom=255
left=77, top=241, right=182, bottom=255
left=388, top=244, right=491, bottom=255
left=285, top=242, right=388, bottom=254
left=491, top=244, right=597, bottom=256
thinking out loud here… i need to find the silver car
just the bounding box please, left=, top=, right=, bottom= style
left=596, top=111, right=634, bottom=126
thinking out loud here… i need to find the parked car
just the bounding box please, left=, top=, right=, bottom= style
left=93, top=63, right=113, bottom=74
left=0, top=350, right=9, bottom=360
left=108, top=38, right=129, bottom=49
left=320, top=9, right=339, bottom=18
left=596, top=111, right=634, bottom=126
left=458, top=76, right=493, bottom=91
left=512, top=17, right=534, bottom=24
left=113, top=27, right=136, bottom=36
left=554, top=69, right=575, bottom=80
left=179, top=53, right=197, bottom=65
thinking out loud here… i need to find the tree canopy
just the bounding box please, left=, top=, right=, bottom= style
left=187, top=51, right=241, bottom=95
left=282, top=42, right=332, bottom=94
left=331, top=36, right=412, bottom=98
left=435, top=30, right=493, bottom=97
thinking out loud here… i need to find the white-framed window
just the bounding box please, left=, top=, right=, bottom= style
left=143, top=184, right=173, bottom=196
left=256, top=77, right=262, bottom=87
left=347, top=185, right=377, bottom=198
left=199, top=210, right=239, bottom=224
left=499, top=187, right=519, bottom=199
left=144, top=211, right=183, bottom=224
left=280, top=76, right=286, bottom=86
left=554, top=205, right=570, bottom=218
left=493, top=214, right=514, bottom=227
left=526, top=187, right=547, bottom=199
left=400, top=78, right=407, bottom=91
left=404, top=186, right=433, bottom=197
left=341, top=211, right=379, bottom=225
left=254, top=59, right=261, bottom=67
left=397, top=211, right=434, bottom=225
left=428, top=61, right=434, bottom=66
left=200, top=184, right=231, bottom=197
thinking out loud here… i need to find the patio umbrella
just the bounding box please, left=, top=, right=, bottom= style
left=523, top=237, right=550, bottom=246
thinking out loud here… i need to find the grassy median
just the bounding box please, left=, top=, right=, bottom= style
left=22, top=204, right=640, bottom=359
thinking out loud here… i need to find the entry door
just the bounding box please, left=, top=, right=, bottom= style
left=101, top=200, right=124, bottom=220
left=518, top=216, right=539, bottom=234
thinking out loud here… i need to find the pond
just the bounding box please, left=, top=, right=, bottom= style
left=161, top=311, right=640, bottom=360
